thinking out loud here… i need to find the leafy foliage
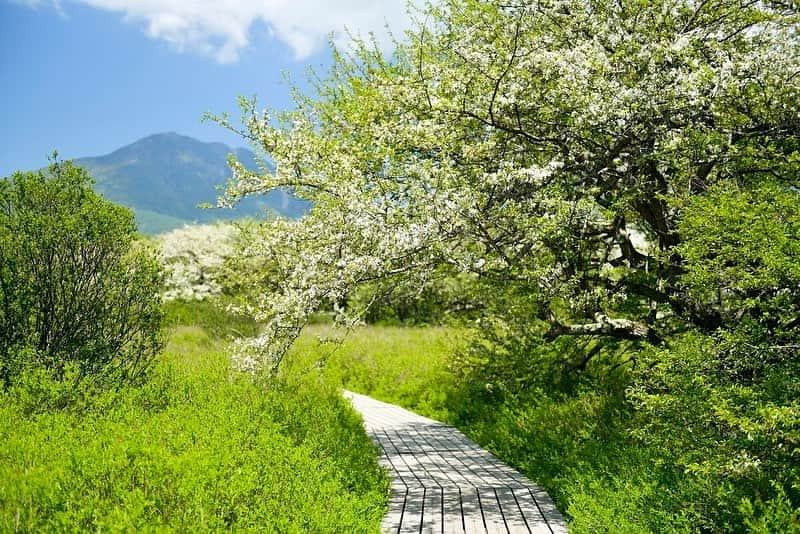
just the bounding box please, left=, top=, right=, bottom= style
left=630, top=333, right=800, bottom=530
left=676, top=181, right=800, bottom=380
left=0, top=159, right=163, bottom=387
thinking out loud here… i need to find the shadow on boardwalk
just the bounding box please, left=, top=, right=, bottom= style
left=345, top=391, right=568, bottom=534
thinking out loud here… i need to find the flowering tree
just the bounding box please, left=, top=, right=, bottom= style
left=159, top=223, right=240, bottom=301
left=211, top=0, right=799, bottom=373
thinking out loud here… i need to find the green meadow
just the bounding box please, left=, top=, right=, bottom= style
left=3, top=302, right=799, bottom=532
left=0, top=303, right=388, bottom=532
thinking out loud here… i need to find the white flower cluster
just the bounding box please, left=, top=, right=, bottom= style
left=158, top=223, right=240, bottom=301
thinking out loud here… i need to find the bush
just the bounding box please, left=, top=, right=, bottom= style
left=630, top=333, right=800, bottom=531
left=0, top=159, right=163, bottom=387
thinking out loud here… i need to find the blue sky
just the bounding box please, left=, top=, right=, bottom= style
left=0, top=0, right=415, bottom=177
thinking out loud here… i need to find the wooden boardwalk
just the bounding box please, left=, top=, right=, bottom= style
left=345, top=391, right=568, bottom=534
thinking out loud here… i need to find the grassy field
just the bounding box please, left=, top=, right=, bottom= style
left=4, top=311, right=793, bottom=532
left=0, top=304, right=388, bottom=532
left=287, top=324, right=464, bottom=421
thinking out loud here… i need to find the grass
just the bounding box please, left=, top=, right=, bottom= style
left=0, top=304, right=388, bottom=532
left=287, top=324, right=464, bottom=421
left=5, top=310, right=789, bottom=532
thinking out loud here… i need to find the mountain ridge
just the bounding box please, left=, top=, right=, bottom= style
left=75, top=132, right=306, bottom=234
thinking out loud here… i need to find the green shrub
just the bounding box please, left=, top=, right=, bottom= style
left=0, top=159, right=163, bottom=387
left=676, top=180, right=800, bottom=383
left=740, top=483, right=800, bottom=534
left=630, top=333, right=800, bottom=531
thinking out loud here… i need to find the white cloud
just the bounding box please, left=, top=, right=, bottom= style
left=12, top=0, right=65, bottom=16
left=33, top=0, right=421, bottom=63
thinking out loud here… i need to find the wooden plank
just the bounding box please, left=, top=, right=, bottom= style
left=477, top=487, right=508, bottom=533
left=380, top=442, right=416, bottom=489
left=484, top=457, right=530, bottom=487
left=455, top=451, right=495, bottom=488
left=512, top=488, right=550, bottom=534
left=421, top=487, right=443, bottom=534
left=425, top=450, right=471, bottom=488
left=384, top=433, right=431, bottom=489
left=422, top=426, right=472, bottom=452
left=382, top=488, right=408, bottom=534
left=398, top=451, right=440, bottom=488
left=460, top=487, right=486, bottom=534
left=465, top=449, right=521, bottom=489
left=494, top=487, right=529, bottom=533
left=443, top=488, right=464, bottom=534
left=529, top=486, right=567, bottom=534
left=393, top=428, right=429, bottom=454
left=377, top=431, right=405, bottom=460
left=399, top=489, right=426, bottom=534
left=407, top=441, right=461, bottom=489
left=406, top=426, right=441, bottom=453
left=432, top=445, right=485, bottom=487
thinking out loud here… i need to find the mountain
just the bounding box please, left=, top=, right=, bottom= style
left=75, top=132, right=308, bottom=235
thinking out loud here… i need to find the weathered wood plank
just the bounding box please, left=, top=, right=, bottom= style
left=511, top=488, right=550, bottom=534
left=443, top=488, right=465, bottom=534
left=460, top=487, right=486, bottom=534
left=399, top=489, right=426, bottom=533
left=421, top=487, right=443, bottom=534
left=484, top=457, right=531, bottom=487
left=425, top=450, right=471, bottom=488
left=495, top=487, right=529, bottom=533
left=478, top=487, right=508, bottom=533
left=529, top=486, right=568, bottom=534
left=398, top=451, right=442, bottom=488
left=438, top=449, right=494, bottom=488
left=382, top=489, right=408, bottom=534
left=418, top=452, right=455, bottom=488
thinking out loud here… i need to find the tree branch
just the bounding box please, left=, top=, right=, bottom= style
left=545, top=312, right=658, bottom=343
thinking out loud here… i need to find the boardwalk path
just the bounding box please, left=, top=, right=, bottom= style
left=345, top=391, right=568, bottom=534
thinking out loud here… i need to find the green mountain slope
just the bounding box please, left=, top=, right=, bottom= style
left=132, top=209, right=190, bottom=236
left=76, top=132, right=307, bottom=234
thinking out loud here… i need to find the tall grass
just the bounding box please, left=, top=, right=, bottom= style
left=287, top=324, right=463, bottom=421
left=0, top=303, right=388, bottom=532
